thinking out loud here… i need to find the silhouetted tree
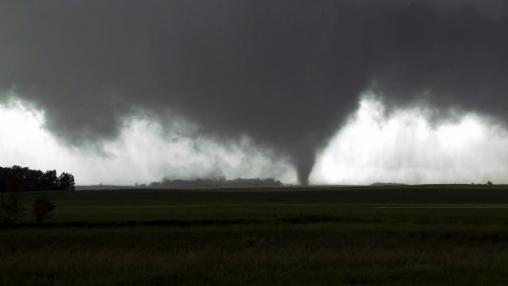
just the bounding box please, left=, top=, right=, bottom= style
left=58, top=173, right=75, bottom=191
left=32, top=196, right=55, bottom=224
left=41, top=170, right=58, bottom=190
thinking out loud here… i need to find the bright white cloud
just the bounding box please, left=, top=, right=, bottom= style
left=310, top=93, right=508, bottom=185
left=3, top=93, right=508, bottom=186
left=0, top=97, right=297, bottom=185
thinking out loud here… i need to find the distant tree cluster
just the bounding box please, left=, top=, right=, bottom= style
left=149, top=176, right=283, bottom=189
left=0, top=165, right=75, bottom=192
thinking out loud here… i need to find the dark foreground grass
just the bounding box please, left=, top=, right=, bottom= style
left=3, top=186, right=508, bottom=285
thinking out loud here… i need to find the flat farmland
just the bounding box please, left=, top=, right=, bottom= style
left=3, top=186, right=508, bottom=285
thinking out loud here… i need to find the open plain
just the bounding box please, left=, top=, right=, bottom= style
left=2, top=186, right=508, bottom=285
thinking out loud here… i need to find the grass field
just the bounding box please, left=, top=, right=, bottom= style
left=3, top=185, right=508, bottom=285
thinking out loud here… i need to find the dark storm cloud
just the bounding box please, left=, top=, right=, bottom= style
left=0, top=1, right=507, bottom=184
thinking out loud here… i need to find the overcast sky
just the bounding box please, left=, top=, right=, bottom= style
left=1, top=1, right=508, bottom=185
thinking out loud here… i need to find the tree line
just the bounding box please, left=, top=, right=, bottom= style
left=0, top=165, right=75, bottom=192
left=149, top=177, right=283, bottom=189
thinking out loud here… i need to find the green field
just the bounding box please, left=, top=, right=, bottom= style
left=3, top=186, right=508, bottom=285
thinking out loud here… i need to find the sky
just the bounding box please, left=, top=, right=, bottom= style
left=1, top=1, right=508, bottom=185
